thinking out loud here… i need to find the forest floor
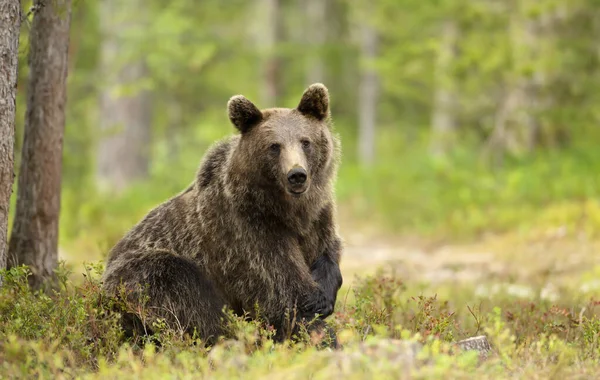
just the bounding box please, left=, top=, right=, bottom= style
left=10, top=214, right=600, bottom=378
left=338, top=219, right=600, bottom=297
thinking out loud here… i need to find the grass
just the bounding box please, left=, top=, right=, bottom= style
left=2, top=262, right=600, bottom=378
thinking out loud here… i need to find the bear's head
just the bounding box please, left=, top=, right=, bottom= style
left=227, top=83, right=338, bottom=202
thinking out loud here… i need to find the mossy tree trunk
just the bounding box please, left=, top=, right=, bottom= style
left=0, top=0, right=21, bottom=283
left=8, top=0, right=72, bottom=289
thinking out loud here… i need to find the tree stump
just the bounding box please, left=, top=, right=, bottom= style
left=455, top=335, right=493, bottom=357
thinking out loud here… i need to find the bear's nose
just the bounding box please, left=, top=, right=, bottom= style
left=287, top=167, right=307, bottom=185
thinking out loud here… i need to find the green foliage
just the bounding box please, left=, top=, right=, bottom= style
left=0, top=263, right=124, bottom=374
left=11, top=0, right=599, bottom=247
left=337, top=131, right=600, bottom=239
left=3, top=265, right=600, bottom=377
left=337, top=270, right=457, bottom=342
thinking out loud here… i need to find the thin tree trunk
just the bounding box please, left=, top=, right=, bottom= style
left=430, top=20, right=458, bottom=158
left=304, top=0, right=327, bottom=85
left=488, top=0, right=542, bottom=160
left=8, top=0, right=72, bottom=289
left=0, top=0, right=21, bottom=281
left=486, top=87, right=519, bottom=168
left=259, top=0, right=282, bottom=106
left=96, top=0, right=152, bottom=192
left=358, top=23, right=378, bottom=166
left=516, top=5, right=541, bottom=152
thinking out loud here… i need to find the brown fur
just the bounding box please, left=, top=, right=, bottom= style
left=102, top=84, right=343, bottom=345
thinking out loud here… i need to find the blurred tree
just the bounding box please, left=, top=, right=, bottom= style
left=430, top=20, right=459, bottom=158
left=96, top=0, right=152, bottom=192
left=357, top=19, right=378, bottom=166
left=486, top=0, right=543, bottom=163
left=480, top=0, right=581, bottom=164
left=304, top=0, right=327, bottom=85
left=258, top=0, right=282, bottom=106
left=0, top=0, right=21, bottom=280
left=9, top=0, right=72, bottom=289
left=370, top=0, right=438, bottom=144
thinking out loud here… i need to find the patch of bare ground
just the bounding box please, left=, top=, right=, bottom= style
left=339, top=221, right=600, bottom=290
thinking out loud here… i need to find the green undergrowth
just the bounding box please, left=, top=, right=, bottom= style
left=2, top=264, right=600, bottom=378
left=337, top=131, right=600, bottom=241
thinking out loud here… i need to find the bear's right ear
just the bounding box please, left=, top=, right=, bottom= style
left=227, top=95, right=263, bottom=134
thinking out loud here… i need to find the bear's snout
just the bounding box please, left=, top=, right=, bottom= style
left=287, top=167, right=309, bottom=195
left=287, top=167, right=307, bottom=186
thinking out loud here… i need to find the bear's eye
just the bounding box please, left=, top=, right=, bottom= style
left=301, top=140, right=311, bottom=149
left=269, top=143, right=281, bottom=154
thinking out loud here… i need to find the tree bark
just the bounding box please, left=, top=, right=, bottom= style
left=430, top=20, right=458, bottom=158
left=96, top=0, right=152, bottom=193
left=0, top=0, right=21, bottom=282
left=358, top=22, right=378, bottom=167
left=8, top=0, right=72, bottom=289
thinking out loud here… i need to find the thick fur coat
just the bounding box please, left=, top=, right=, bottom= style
left=102, top=84, right=343, bottom=345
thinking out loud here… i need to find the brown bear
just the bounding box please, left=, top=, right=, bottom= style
left=101, top=83, right=343, bottom=346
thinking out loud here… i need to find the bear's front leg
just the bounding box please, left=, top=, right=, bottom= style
left=303, top=239, right=343, bottom=320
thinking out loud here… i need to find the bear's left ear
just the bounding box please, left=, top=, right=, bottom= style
left=228, top=95, right=263, bottom=134
left=297, top=83, right=329, bottom=121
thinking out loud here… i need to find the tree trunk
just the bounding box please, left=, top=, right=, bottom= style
left=259, top=0, right=282, bottom=107
left=430, top=20, right=458, bottom=158
left=8, top=0, right=72, bottom=289
left=96, top=0, right=152, bottom=193
left=304, top=0, right=327, bottom=85
left=0, top=0, right=21, bottom=282
left=358, top=22, right=378, bottom=167
left=487, top=0, right=543, bottom=162
left=513, top=3, right=542, bottom=153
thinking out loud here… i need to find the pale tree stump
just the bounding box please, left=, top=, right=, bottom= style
left=454, top=335, right=493, bottom=357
